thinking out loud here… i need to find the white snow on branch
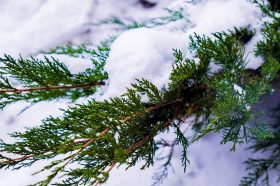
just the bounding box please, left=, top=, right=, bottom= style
left=0, top=0, right=277, bottom=186
left=102, top=27, right=186, bottom=98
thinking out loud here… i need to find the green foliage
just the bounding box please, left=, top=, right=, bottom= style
left=189, top=31, right=276, bottom=150
left=251, top=0, right=278, bottom=18
left=240, top=105, right=280, bottom=186
left=0, top=44, right=108, bottom=108
left=0, top=1, right=279, bottom=185
left=229, top=26, right=255, bottom=44
left=255, top=20, right=280, bottom=62
left=174, top=124, right=190, bottom=172
left=151, top=139, right=174, bottom=186
left=0, top=77, right=193, bottom=185
left=0, top=27, right=277, bottom=185
left=48, top=44, right=91, bottom=57
left=261, top=57, right=280, bottom=81
left=91, top=8, right=187, bottom=30
left=241, top=158, right=275, bottom=186
left=0, top=55, right=72, bottom=86
left=240, top=2, right=280, bottom=185
left=48, top=39, right=112, bottom=60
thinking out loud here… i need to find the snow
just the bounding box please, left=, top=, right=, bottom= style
left=102, top=27, right=186, bottom=98
left=36, top=54, right=95, bottom=74
left=185, top=0, right=265, bottom=69
left=0, top=0, right=92, bottom=56
left=0, top=0, right=278, bottom=186
left=186, top=0, right=262, bottom=35
left=234, top=84, right=244, bottom=95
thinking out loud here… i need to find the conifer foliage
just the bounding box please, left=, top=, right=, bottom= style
left=0, top=1, right=279, bottom=186
left=240, top=1, right=280, bottom=185
left=241, top=104, right=280, bottom=186
left=0, top=44, right=109, bottom=108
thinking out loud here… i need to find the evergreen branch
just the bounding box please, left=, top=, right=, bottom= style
left=0, top=100, right=183, bottom=173
left=120, top=98, right=184, bottom=123
left=0, top=128, right=110, bottom=168
left=241, top=104, right=280, bottom=186
left=0, top=28, right=278, bottom=185
left=0, top=54, right=108, bottom=108
left=255, top=18, right=280, bottom=62
left=90, top=7, right=187, bottom=30
left=94, top=119, right=176, bottom=186
left=0, top=82, right=105, bottom=93
left=126, top=119, right=174, bottom=155
left=251, top=0, right=279, bottom=18
left=0, top=78, right=198, bottom=185
left=240, top=157, right=277, bottom=186
left=240, top=3, right=280, bottom=184
left=3, top=154, right=34, bottom=164
left=47, top=40, right=111, bottom=62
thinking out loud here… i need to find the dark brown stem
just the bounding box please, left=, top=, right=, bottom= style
left=120, top=98, right=184, bottom=123
left=0, top=82, right=105, bottom=93
left=5, top=154, right=34, bottom=163
left=102, top=104, right=195, bottom=180
left=2, top=99, right=191, bottom=186
left=0, top=128, right=110, bottom=165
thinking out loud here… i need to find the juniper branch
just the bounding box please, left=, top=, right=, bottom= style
left=239, top=2, right=280, bottom=185
left=0, top=53, right=108, bottom=108
left=0, top=82, right=105, bottom=93
left=0, top=28, right=278, bottom=186
left=90, top=7, right=186, bottom=30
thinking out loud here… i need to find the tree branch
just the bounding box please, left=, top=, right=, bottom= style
left=0, top=82, right=105, bottom=93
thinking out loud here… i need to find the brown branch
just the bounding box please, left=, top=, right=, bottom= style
left=106, top=162, right=118, bottom=173
left=94, top=161, right=118, bottom=186
left=94, top=118, right=176, bottom=186
left=80, top=99, right=185, bottom=145
left=67, top=128, right=110, bottom=162
left=0, top=128, right=110, bottom=165
left=1, top=99, right=188, bottom=169
left=2, top=98, right=189, bottom=186
left=126, top=119, right=174, bottom=154
left=99, top=105, right=196, bottom=183
left=4, top=154, right=34, bottom=164
left=0, top=82, right=105, bottom=93
left=146, top=98, right=184, bottom=112
left=120, top=98, right=183, bottom=123
left=96, top=119, right=175, bottom=185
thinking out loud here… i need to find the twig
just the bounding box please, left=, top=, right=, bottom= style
left=2, top=99, right=188, bottom=186
left=120, top=98, right=183, bottom=123
left=3, top=154, right=34, bottom=164
left=0, top=82, right=105, bottom=93
left=0, top=129, right=110, bottom=165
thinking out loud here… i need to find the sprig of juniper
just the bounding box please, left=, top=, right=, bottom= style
left=189, top=30, right=279, bottom=150
left=47, top=39, right=112, bottom=60
left=91, top=8, right=188, bottom=30
left=0, top=53, right=107, bottom=109
left=240, top=104, right=280, bottom=186
left=240, top=1, right=280, bottom=185
left=255, top=15, right=280, bottom=63
left=251, top=0, right=279, bottom=19
left=0, top=28, right=278, bottom=185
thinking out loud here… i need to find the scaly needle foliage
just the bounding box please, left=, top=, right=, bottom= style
left=0, top=28, right=278, bottom=185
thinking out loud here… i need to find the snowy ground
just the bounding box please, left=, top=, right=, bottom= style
left=0, top=0, right=278, bottom=186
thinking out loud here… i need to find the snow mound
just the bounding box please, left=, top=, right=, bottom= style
left=0, top=0, right=92, bottom=57
left=103, top=28, right=187, bottom=98
left=187, top=0, right=262, bottom=36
